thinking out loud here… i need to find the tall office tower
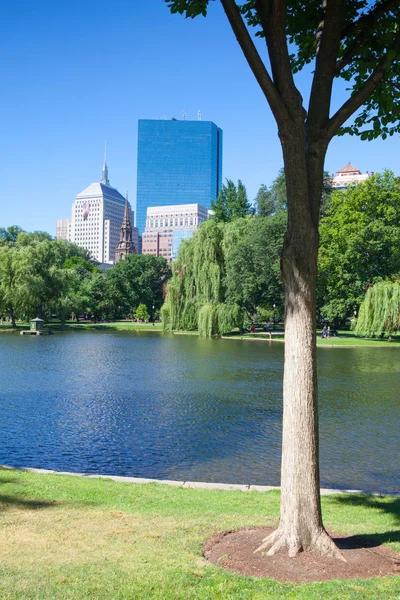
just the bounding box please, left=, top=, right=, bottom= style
left=136, top=118, right=223, bottom=235
left=69, top=162, right=138, bottom=267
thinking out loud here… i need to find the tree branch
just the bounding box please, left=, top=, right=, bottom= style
left=255, top=0, right=303, bottom=118
left=220, top=0, right=288, bottom=123
left=324, top=29, right=400, bottom=139
left=308, top=0, right=346, bottom=139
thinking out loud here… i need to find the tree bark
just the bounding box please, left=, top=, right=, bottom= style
left=9, top=305, right=16, bottom=328
left=256, top=131, right=344, bottom=559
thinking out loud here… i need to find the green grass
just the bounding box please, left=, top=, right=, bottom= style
left=316, top=330, right=400, bottom=347
left=0, top=469, right=398, bottom=599
left=49, top=320, right=165, bottom=332
left=223, top=329, right=399, bottom=347
left=0, top=320, right=165, bottom=333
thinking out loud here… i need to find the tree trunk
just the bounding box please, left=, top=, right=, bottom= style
left=9, top=305, right=16, bottom=328
left=256, top=136, right=344, bottom=560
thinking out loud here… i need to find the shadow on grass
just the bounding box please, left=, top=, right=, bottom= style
left=332, top=494, right=400, bottom=550
left=334, top=530, right=400, bottom=550
left=0, top=476, right=19, bottom=485
left=0, top=494, right=56, bottom=511
left=334, top=494, right=400, bottom=522
left=0, top=473, right=57, bottom=511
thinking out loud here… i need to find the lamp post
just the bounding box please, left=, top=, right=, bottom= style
left=152, top=304, right=155, bottom=325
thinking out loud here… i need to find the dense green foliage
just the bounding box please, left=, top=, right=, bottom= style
left=211, top=179, right=253, bottom=222
left=318, top=171, right=400, bottom=321
left=162, top=214, right=285, bottom=336
left=0, top=232, right=90, bottom=324
left=354, top=280, right=400, bottom=337
left=135, top=303, right=150, bottom=322
left=162, top=168, right=400, bottom=337
left=0, top=229, right=171, bottom=324
left=104, top=254, right=171, bottom=320
left=255, top=169, right=332, bottom=219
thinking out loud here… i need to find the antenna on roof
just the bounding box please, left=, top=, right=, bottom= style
left=183, top=108, right=186, bottom=120
left=198, top=109, right=202, bottom=121
left=104, top=140, right=107, bottom=164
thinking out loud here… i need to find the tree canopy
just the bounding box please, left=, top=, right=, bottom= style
left=211, top=179, right=253, bottom=222
left=103, top=254, right=171, bottom=320
left=318, top=170, right=400, bottom=320
left=161, top=214, right=285, bottom=335
left=0, top=231, right=171, bottom=324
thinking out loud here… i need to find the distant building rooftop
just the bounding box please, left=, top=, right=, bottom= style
left=76, top=182, right=125, bottom=203
left=332, top=164, right=371, bottom=189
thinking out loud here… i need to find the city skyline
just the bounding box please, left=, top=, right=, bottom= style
left=1, top=0, right=399, bottom=236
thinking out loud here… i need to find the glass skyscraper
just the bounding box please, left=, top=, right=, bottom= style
left=136, top=119, right=223, bottom=234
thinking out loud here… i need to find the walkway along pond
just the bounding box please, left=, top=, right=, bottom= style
left=0, top=330, right=398, bottom=494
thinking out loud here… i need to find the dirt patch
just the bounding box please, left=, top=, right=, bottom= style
left=203, top=527, right=400, bottom=583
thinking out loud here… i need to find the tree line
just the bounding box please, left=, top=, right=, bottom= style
left=0, top=228, right=170, bottom=326
left=162, top=170, right=400, bottom=337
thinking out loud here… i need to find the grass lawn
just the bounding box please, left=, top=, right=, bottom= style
left=224, top=330, right=399, bottom=347
left=50, top=320, right=165, bottom=332
left=316, top=331, right=400, bottom=347
left=0, top=469, right=398, bottom=599
left=0, top=321, right=165, bottom=333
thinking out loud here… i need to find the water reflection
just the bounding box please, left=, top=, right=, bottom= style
left=0, top=332, right=398, bottom=493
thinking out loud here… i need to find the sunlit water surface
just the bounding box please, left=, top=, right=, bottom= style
left=0, top=331, right=398, bottom=493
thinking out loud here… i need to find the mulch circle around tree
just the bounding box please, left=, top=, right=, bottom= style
left=203, top=527, right=400, bottom=583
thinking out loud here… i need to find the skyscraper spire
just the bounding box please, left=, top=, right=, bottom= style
left=101, top=141, right=109, bottom=185
left=114, top=194, right=136, bottom=263
left=123, top=193, right=131, bottom=225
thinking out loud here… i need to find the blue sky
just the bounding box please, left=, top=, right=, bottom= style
left=1, top=0, right=398, bottom=235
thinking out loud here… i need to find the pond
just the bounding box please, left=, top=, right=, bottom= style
left=0, top=331, right=398, bottom=493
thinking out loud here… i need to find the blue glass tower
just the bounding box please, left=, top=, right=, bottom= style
left=136, top=119, right=223, bottom=234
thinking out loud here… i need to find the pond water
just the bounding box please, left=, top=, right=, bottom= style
left=0, top=331, right=398, bottom=493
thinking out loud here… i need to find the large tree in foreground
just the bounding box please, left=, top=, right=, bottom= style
left=166, top=0, right=400, bottom=559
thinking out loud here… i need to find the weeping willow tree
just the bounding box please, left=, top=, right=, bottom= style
left=161, top=219, right=244, bottom=336
left=355, top=281, right=400, bottom=337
